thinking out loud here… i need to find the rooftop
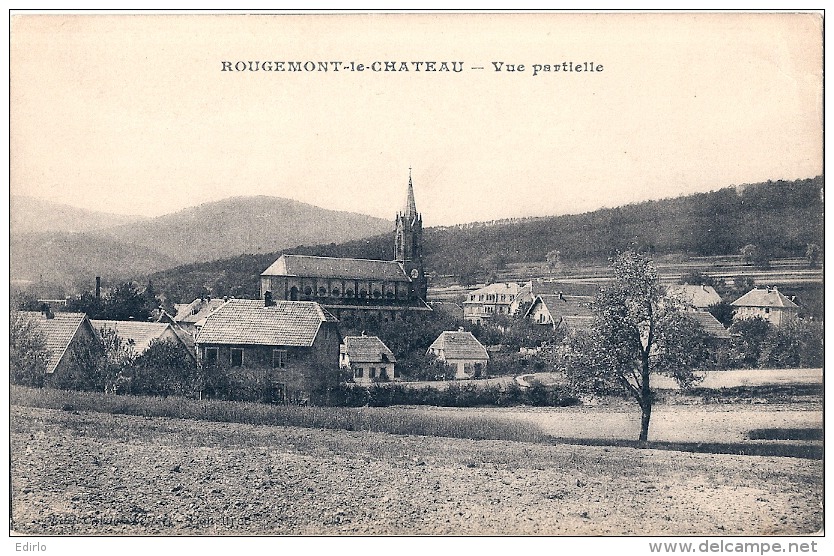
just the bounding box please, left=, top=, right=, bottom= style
left=731, top=287, right=799, bottom=309
left=196, top=299, right=337, bottom=347
left=262, top=254, right=411, bottom=282
left=18, top=311, right=91, bottom=373
left=342, top=335, right=397, bottom=364
left=428, top=330, right=489, bottom=361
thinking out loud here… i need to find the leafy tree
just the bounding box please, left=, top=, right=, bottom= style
left=706, top=301, right=736, bottom=328
left=728, top=317, right=771, bottom=368
left=546, top=250, right=562, bottom=274
left=564, top=251, right=709, bottom=442
left=805, top=243, right=821, bottom=268
left=130, top=339, right=196, bottom=397
left=9, top=311, right=50, bottom=387
left=740, top=244, right=770, bottom=269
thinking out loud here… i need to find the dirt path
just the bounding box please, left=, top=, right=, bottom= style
left=10, top=405, right=822, bottom=535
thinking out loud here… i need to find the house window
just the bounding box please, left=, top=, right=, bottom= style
left=539, top=313, right=546, bottom=323
left=204, top=347, right=219, bottom=366
left=380, top=368, right=389, bottom=380
left=370, top=367, right=377, bottom=378
left=356, top=367, right=364, bottom=378
left=272, top=383, right=286, bottom=404
left=230, top=348, right=243, bottom=367
left=509, top=295, right=515, bottom=301
left=765, top=308, right=771, bottom=314
left=273, top=349, right=287, bottom=368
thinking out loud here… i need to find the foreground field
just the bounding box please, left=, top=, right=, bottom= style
left=10, top=405, right=822, bottom=535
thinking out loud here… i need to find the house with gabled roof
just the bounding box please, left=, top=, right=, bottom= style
left=91, top=320, right=196, bottom=364
left=340, top=335, right=397, bottom=384
left=195, top=298, right=341, bottom=402
left=18, top=310, right=98, bottom=380
left=427, top=329, right=489, bottom=379
left=173, top=297, right=227, bottom=337
left=731, top=286, right=799, bottom=327
left=524, top=293, right=595, bottom=333
left=667, top=284, right=723, bottom=310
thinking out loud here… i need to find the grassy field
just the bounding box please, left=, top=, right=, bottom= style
left=10, top=404, right=823, bottom=535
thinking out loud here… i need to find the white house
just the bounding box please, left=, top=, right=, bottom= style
left=427, top=329, right=489, bottom=379
left=731, top=286, right=799, bottom=327
left=340, top=335, right=397, bottom=384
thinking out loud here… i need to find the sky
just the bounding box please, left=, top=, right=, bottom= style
left=10, top=12, right=823, bottom=227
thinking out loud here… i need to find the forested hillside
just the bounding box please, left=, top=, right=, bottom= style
left=148, top=177, right=823, bottom=303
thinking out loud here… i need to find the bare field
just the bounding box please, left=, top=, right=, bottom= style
left=10, top=405, right=822, bottom=535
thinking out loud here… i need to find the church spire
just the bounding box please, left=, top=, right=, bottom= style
left=403, top=166, right=417, bottom=219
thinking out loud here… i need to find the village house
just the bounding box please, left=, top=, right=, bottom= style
left=259, top=173, right=430, bottom=324
left=340, top=334, right=397, bottom=384
left=91, top=319, right=197, bottom=364
left=427, top=329, right=489, bottom=379
left=731, top=286, right=799, bottom=327
left=524, top=293, right=595, bottom=332
left=462, top=282, right=528, bottom=324
left=173, top=297, right=227, bottom=338
left=667, top=284, right=723, bottom=310
left=195, top=298, right=340, bottom=403
left=18, top=310, right=98, bottom=382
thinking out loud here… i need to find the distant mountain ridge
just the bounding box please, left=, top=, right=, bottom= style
left=10, top=195, right=393, bottom=292
left=11, top=195, right=147, bottom=234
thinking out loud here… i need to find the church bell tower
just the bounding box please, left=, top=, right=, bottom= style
left=394, top=169, right=427, bottom=300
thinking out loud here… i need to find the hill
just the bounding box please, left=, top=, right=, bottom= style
left=10, top=195, right=147, bottom=234
left=147, top=176, right=823, bottom=303
left=10, top=196, right=393, bottom=293
left=91, top=196, right=392, bottom=264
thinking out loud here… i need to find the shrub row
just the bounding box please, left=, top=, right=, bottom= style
left=328, top=381, right=580, bottom=408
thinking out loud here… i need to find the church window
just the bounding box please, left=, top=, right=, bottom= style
left=373, top=290, right=381, bottom=298
left=332, top=288, right=340, bottom=296
left=346, top=289, right=354, bottom=298
left=386, top=291, right=395, bottom=299
left=304, top=286, right=312, bottom=296
left=290, top=287, right=298, bottom=301
left=318, top=287, right=327, bottom=296
left=359, top=289, right=367, bottom=299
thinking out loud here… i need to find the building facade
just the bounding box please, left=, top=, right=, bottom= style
left=731, top=286, right=799, bottom=327
left=195, top=299, right=341, bottom=403
left=427, top=329, right=489, bottom=379
left=340, top=335, right=397, bottom=384
left=462, top=282, right=526, bottom=324
left=260, top=172, right=430, bottom=323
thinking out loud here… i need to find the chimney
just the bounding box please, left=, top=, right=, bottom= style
left=95, top=276, right=101, bottom=299
left=264, top=291, right=275, bottom=307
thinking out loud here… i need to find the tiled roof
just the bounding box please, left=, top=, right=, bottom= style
left=467, top=282, right=524, bottom=297
left=342, top=335, right=397, bottom=364
left=428, top=331, right=489, bottom=361
left=667, top=284, right=723, bottom=309
left=173, top=298, right=227, bottom=324
left=91, top=320, right=178, bottom=354
left=18, top=311, right=91, bottom=374
left=731, top=288, right=799, bottom=309
left=688, top=312, right=731, bottom=340
left=196, top=299, right=337, bottom=347
left=262, top=254, right=411, bottom=282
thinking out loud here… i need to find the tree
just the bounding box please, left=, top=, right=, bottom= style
left=9, top=311, right=50, bottom=387
left=740, top=244, right=770, bottom=269
left=564, top=251, right=709, bottom=442
left=131, top=339, right=197, bottom=397
left=546, top=250, right=562, bottom=274
left=706, top=301, right=736, bottom=328
left=728, top=317, right=771, bottom=368
left=805, top=243, right=821, bottom=268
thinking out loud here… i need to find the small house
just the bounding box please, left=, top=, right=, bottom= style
left=340, top=335, right=397, bottom=384
left=524, top=293, right=595, bottom=332
left=427, top=329, right=489, bottom=379
left=91, top=319, right=196, bottom=364
left=731, top=286, right=799, bottom=327
left=667, top=284, right=723, bottom=310
left=18, top=310, right=98, bottom=382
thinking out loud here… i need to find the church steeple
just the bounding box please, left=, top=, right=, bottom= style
left=394, top=168, right=426, bottom=300
left=403, top=167, right=418, bottom=220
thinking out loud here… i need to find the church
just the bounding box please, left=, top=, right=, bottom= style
left=260, top=172, right=431, bottom=323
